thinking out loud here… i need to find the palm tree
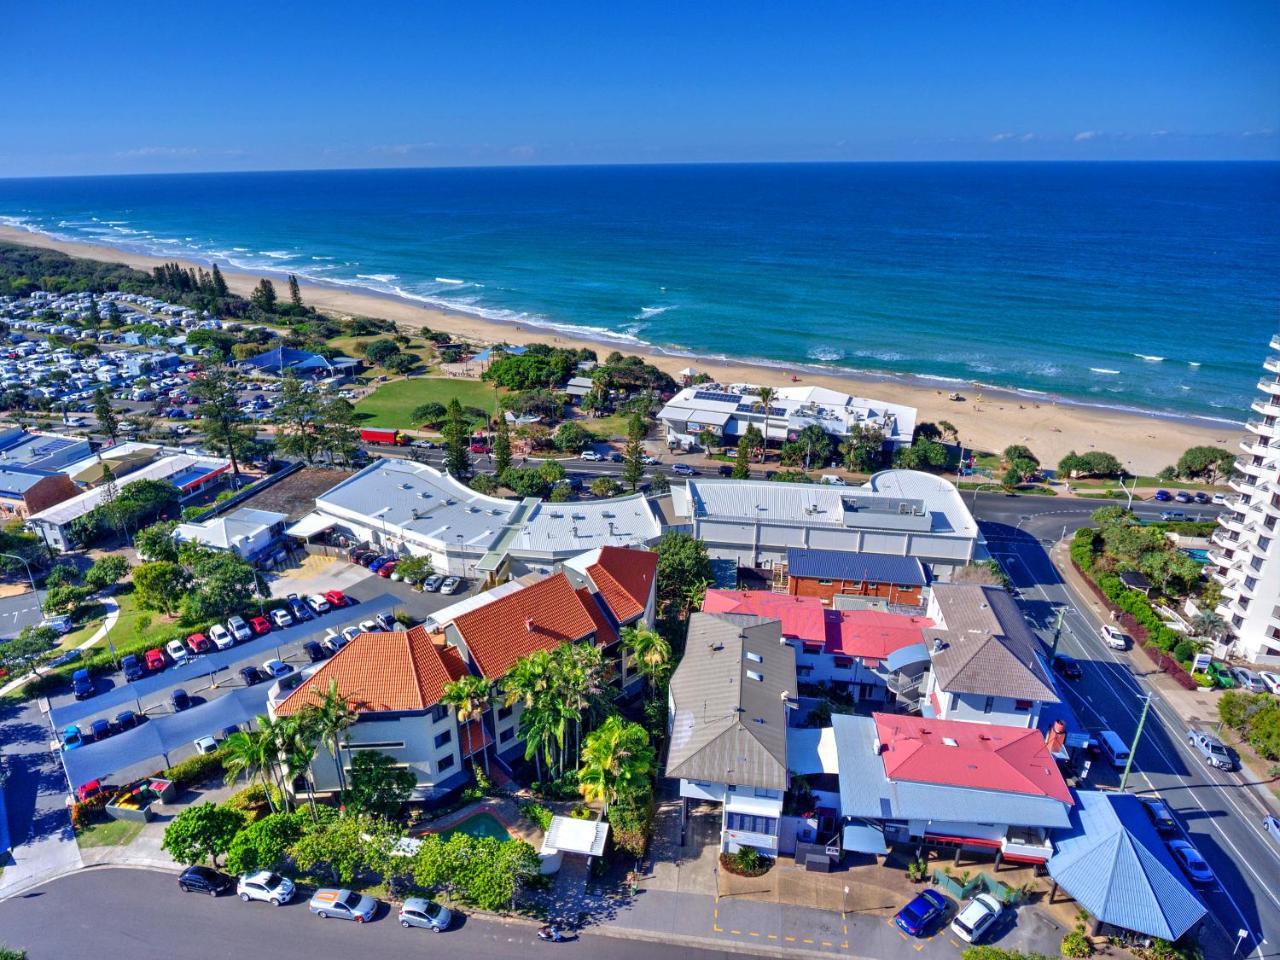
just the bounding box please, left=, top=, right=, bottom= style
left=504, top=650, right=557, bottom=780
left=577, top=715, right=656, bottom=814
left=442, top=674, right=493, bottom=776
left=278, top=709, right=323, bottom=819
left=1191, top=610, right=1229, bottom=645
left=620, top=625, right=672, bottom=699
left=221, top=726, right=276, bottom=813
left=757, top=387, right=776, bottom=462
left=312, top=679, right=357, bottom=799
left=557, top=643, right=609, bottom=768
left=683, top=578, right=710, bottom=617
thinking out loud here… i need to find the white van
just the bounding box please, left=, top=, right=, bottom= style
left=1098, top=729, right=1131, bottom=769
left=819, top=475, right=847, bottom=486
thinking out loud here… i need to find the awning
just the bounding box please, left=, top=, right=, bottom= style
left=286, top=512, right=336, bottom=539
left=541, top=815, right=610, bottom=857
left=842, top=823, right=888, bottom=855
left=884, top=641, right=931, bottom=673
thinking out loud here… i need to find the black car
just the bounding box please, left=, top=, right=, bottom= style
left=170, top=688, right=191, bottom=712
left=1193, top=491, right=1210, bottom=504
left=1052, top=654, right=1083, bottom=681
left=178, top=865, right=233, bottom=896
left=113, top=710, right=142, bottom=732
left=121, top=654, right=144, bottom=682
left=717, top=464, right=734, bottom=477
left=303, top=640, right=328, bottom=663
left=609, top=452, right=624, bottom=463
left=89, top=718, right=111, bottom=742
left=287, top=594, right=314, bottom=621
left=239, top=666, right=265, bottom=686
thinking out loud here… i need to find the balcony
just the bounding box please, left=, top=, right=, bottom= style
left=1000, top=828, right=1053, bottom=864
left=1211, top=567, right=1235, bottom=588
left=1217, top=513, right=1246, bottom=536
left=1272, top=334, right=1280, bottom=352
left=1240, top=438, right=1275, bottom=459
left=1206, top=550, right=1234, bottom=570
left=1252, top=398, right=1280, bottom=419
left=887, top=670, right=928, bottom=698
left=1259, top=378, right=1280, bottom=397
left=1234, top=457, right=1272, bottom=479
left=1271, top=605, right=1280, bottom=628
left=1246, top=418, right=1278, bottom=437
left=1229, top=474, right=1258, bottom=496
left=1266, top=355, right=1280, bottom=376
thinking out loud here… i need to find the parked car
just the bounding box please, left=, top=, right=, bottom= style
left=1230, top=667, right=1267, bottom=693
left=1098, top=624, right=1130, bottom=650
left=1153, top=489, right=1173, bottom=502
left=89, top=718, right=111, bottom=742
left=949, top=893, right=1003, bottom=943
left=61, top=725, right=85, bottom=750
left=121, top=654, right=144, bottom=682
left=239, top=665, right=265, bottom=686
left=1193, top=491, right=1210, bottom=504
left=321, top=629, right=348, bottom=654
left=306, top=594, right=331, bottom=614
left=359, top=619, right=381, bottom=633
left=209, top=624, right=234, bottom=650
left=609, top=452, right=624, bottom=463
left=672, top=463, right=697, bottom=477
left=145, top=648, right=166, bottom=672
left=1212, top=492, right=1228, bottom=505
left=270, top=607, right=294, bottom=629
left=303, top=640, right=328, bottom=662
left=170, top=688, right=192, bottom=712
left=1139, top=797, right=1178, bottom=836
left=1174, top=490, right=1193, bottom=504
left=580, top=450, right=604, bottom=462
left=641, top=454, right=659, bottom=465
left=76, top=779, right=113, bottom=803
left=1052, top=654, right=1083, bottom=681
left=423, top=575, right=444, bottom=592
left=323, top=590, right=349, bottom=608
left=894, top=889, right=948, bottom=937
left=717, top=464, right=734, bottom=476
left=1159, top=510, right=1188, bottom=521
left=71, top=668, right=94, bottom=700
left=375, top=613, right=397, bottom=631
left=238, top=870, right=296, bottom=906
left=368, top=555, right=393, bottom=573
left=341, top=625, right=362, bottom=644
left=1264, top=815, right=1280, bottom=845
left=194, top=735, right=219, bottom=755
left=1168, top=839, right=1215, bottom=886
left=1259, top=671, right=1280, bottom=695
left=1186, top=727, right=1236, bottom=770
left=178, top=866, right=233, bottom=896
left=378, top=561, right=398, bottom=579
left=288, top=593, right=314, bottom=621
left=398, top=896, right=452, bottom=932
left=262, top=659, right=293, bottom=679
left=248, top=615, right=273, bottom=636
left=113, top=710, right=141, bottom=732
left=309, top=888, right=377, bottom=922
left=440, top=576, right=462, bottom=595
left=227, top=615, right=253, bottom=643
left=165, top=639, right=190, bottom=664
left=186, top=632, right=212, bottom=655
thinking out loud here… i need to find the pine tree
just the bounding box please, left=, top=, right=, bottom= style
left=493, top=408, right=512, bottom=476
left=250, top=278, right=277, bottom=312
left=443, top=399, right=471, bottom=477
left=93, top=387, right=119, bottom=443
left=190, top=363, right=254, bottom=479
left=105, top=300, right=122, bottom=327
left=622, top=411, right=647, bottom=492
left=210, top=264, right=229, bottom=298
left=288, top=274, right=303, bottom=308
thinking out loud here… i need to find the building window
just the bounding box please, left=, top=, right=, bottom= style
left=499, top=727, right=515, bottom=743
left=434, top=730, right=452, bottom=748
left=983, top=697, right=994, bottom=714
left=430, top=704, right=449, bottom=723
left=746, top=650, right=763, bottom=663
left=746, top=669, right=764, bottom=682
left=345, top=740, right=405, bottom=751
left=725, top=812, right=778, bottom=835
left=833, top=657, right=853, bottom=670
left=818, top=579, right=833, bottom=586
left=437, top=755, right=455, bottom=772
left=1014, top=700, right=1032, bottom=711
left=497, top=705, right=513, bottom=721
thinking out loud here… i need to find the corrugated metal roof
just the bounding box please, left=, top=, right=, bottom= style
left=786, top=548, right=927, bottom=587
left=666, top=613, right=796, bottom=790
left=511, top=495, right=662, bottom=557
left=1048, top=791, right=1205, bottom=940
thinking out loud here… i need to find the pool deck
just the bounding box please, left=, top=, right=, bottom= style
left=413, top=796, right=543, bottom=848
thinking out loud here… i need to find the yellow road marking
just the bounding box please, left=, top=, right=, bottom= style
left=731, top=929, right=741, bottom=935
left=767, top=934, right=777, bottom=940
left=713, top=925, right=723, bottom=933
left=749, top=932, right=760, bottom=937
left=822, top=941, right=833, bottom=947
left=803, top=938, right=815, bottom=944
left=785, top=936, right=797, bottom=942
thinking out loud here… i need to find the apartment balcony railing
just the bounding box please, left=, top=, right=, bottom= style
left=1234, top=457, right=1273, bottom=479
left=1265, top=355, right=1280, bottom=376
left=1217, top=513, right=1245, bottom=536
left=1253, top=397, right=1280, bottom=419
left=1240, top=438, right=1276, bottom=459
left=1272, top=334, right=1280, bottom=352
left=1246, top=418, right=1278, bottom=437
left=1211, top=567, right=1235, bottom=588
left=1229, top=474, right=1258, bottom=496
left=1259, top=378, right=1280, bottom=397
left=886, top=671, right=928, bottom=698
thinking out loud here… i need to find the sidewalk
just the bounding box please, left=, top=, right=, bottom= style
left=0, top=591, right=121, bottom=698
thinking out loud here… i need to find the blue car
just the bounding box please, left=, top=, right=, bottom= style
left=71, top=668, right=94, bottom=700
left=122, top=654, right=144, bottom=682
left=61, top=725, right=85, bottom=750
left=1153, top=489, right=1173, bottom=502
left=894, top=889, right=948, bottom=937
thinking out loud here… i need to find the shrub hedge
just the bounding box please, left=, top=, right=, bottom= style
left=161, top=748, right=226, bottom=788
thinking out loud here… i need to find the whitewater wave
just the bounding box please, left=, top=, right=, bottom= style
left=855, top=349, right=905, bottom=363
left=1090, top=368, right=1120, bottom=375
left=1187, top=361, right=1201, bottom=367
left=807, top=346, right=844, bottom=362
left=1133, top=354, right=1165, bottom=362
left=634, top=305, right=675, bottom=320
left=434, top=277, right=465, bottom=285
left=356, top=273, right=400, bottom=284
left=259, top=250, right=295, bottom=260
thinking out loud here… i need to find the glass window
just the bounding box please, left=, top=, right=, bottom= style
left=437, top=754, right=455, bottom=771
left=497, top=705, right=513, bottom=721
left=725, top=812, right=778, bottom=835
left=434, top=729, right=452, bottom=748
left=983, top=696, right=994, bottom=714
left=430, top=704, right=449, bottom=723
left=500, top=727, right=515, bottom=742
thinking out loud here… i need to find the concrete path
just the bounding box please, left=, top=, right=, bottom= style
left=0, top=592, right=121, bottom=698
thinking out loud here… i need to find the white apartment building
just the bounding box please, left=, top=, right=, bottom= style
left=1211, top=333, right=1280, bottom=664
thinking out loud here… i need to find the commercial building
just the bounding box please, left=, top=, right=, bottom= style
left=671, top=469, right=979, bottom=575
left=239, top=346, right=360, bottom=379
left=658, top=383, right=916, bottom=452
left=0, top=465, right=79, bottom=520
left=0, top=427, right=91, bottom=472
left=172, top=507, right=289, bottom=562
left=1210, top=332, right=1280, bottom=664
left=777, top=547, right=928, bottom=607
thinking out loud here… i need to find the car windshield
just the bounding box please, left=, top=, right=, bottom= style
left=424, top=901, right=443, bottom=919
left=263, top=873, right=281, bottom=887
left=341, top=891, right=363, bottom=908
left=1209, top=743, right=1229, bottom=757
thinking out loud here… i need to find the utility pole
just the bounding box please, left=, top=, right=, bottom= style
left=1119, top=695, right=1152, bottom=792
left=1049, top=607, right=1065, bottom=658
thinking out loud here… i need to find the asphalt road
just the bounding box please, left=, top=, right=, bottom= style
left=982, top=522, right=1280, bottom=960
left=0, top=868, right=738, bottom=960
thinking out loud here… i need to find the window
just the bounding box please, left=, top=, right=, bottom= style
left=497, top=705, right=513, bottom=721
left=1014, top=700, right=1032, bottom=711
left=434, top=730, right=452, bottom=748
left=499, top=727, right=515, bottom=743
left=983, top=697, right=994, bottom=714
left=818, top=579, right=833, bottom=586
left=746, top=651, right=763, bottom=663
left=345, top=740, right=405, bottom=751
left=746, top=669, right=764, bottom=682
left=725, top=812, right=778, bottom=835
left=833, top=657, right=853, bottom=670
left=437, top=754, right=455, bottom=772
left=430, top=704, right=449, bottom=723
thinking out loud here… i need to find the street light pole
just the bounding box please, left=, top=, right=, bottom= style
left=1119, top=695, right=1152, bottom=792
left=1049, top=607, right=1065, bottom=658
left=0, top=551, right=44, bottom=619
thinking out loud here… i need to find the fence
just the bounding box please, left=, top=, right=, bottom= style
left=932, top=869, right=1024, bottom=905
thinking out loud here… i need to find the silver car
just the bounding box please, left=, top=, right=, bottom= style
left=309, top=888, right=377, bottom=922
left=398, top=896, right=452, bottom=931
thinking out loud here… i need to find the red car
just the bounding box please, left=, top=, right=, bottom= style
left=378, top=561, right=397, bottom=578
left=76, top=779, right=113, bottom=803
left=144, top=648, right=166, bottom=672
left=186, top=632, right=212, bottom=654
left=248, top=616, right=272, bottom=636
left=469, top=442, right=490, bottom=454
left=322, top=590, right=348, bottom=608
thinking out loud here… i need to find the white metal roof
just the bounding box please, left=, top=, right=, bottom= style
left=27, top=454, right=229, bottom=527
left=541, top=815, right=610, bottom=857
left=508, top=494, right=662, bottom=557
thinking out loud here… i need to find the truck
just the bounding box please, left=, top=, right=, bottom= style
left=1186, top=727, right=1236, bottom=770
left=359, top=428, right=407, bottom=446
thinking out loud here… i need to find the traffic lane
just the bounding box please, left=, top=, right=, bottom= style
left=0, top=868, right=735, bottom=960
left=991, top=534, right=1280, bottom=955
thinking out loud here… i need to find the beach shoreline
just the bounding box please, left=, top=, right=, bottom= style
left=0, top=224, right=1241, bottom=474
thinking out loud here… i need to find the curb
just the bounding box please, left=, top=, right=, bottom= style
left=586, top=922, right=878, bottom=960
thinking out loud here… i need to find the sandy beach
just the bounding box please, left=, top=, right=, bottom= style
left=0, top=225, right=1241, bottom=475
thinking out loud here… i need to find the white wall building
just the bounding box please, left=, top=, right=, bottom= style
left=173, top=507, right=289, bottom=562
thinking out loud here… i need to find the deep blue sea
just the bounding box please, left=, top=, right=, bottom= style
left=1, top=162, right=1277, bottom=422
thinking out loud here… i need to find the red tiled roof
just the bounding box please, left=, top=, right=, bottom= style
left=452, top=572, right=597, bottom=679
left=577, top=587, right=619, bottom=647
left=702, top=590, right=827, bottom=644
left=587, top=545, right=657, bottom=623
left=276, top=625, right=466, bottom=716
left=872, top=713, right=1072, bottom=805
left=828, top=610, right=933, bottom=662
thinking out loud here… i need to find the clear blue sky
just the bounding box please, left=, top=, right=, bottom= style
left=3, top=0, right=1277, bottom=177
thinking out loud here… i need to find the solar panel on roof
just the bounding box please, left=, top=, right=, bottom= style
left=693, top=390, right=740, bottom=404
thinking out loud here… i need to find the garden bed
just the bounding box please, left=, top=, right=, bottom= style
left=720, top=849, right=774, bottom=878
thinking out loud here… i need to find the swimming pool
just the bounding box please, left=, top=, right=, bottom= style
left=1182, top=548, right=1210, bottom=564
left=439, top=812, right=511, bottom=842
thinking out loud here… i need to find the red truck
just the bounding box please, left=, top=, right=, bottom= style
left=359, top=428, right=407, bottom=446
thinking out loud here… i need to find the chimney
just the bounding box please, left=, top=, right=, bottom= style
left=524, top=618, right=534, bottom=632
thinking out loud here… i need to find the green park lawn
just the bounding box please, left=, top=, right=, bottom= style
left=355, top=377, right=500, bottom=429
left=75, top=816, right=144, bottom=848
left=63, top=585, right=188, bottom=655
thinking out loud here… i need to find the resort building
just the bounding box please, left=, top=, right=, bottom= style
left=239, top=346, right=361, bottom=379
left=0, top=465, right=80, bottom=520
left=172, top=507, right=289, bottom=563
left=671, top=469, right=979, bottom=575
left=287, top=458, right=662, bottom=581
left=666, top=612, right=797, bottom=855
left=658, top=383, right=916, bottom=452
left=1210, top=333, right=1280, bottom=664
left=775, top=546, right=928, bottom=607
left=0, top=427, right=92, bottom=472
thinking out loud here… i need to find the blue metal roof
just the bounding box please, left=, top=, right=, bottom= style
left=786, top=548, right=927, bottom=587
left=1048, top=791, right=1205, bottom=941
left=242, top=346, right=335, bottom=373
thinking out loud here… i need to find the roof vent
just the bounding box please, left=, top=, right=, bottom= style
left=400, top=483, right=412, bottom=490
left=932, top=637, right=944, bottom=653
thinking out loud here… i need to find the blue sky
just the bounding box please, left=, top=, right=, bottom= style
left=2, top=0, right=1277, bottom=177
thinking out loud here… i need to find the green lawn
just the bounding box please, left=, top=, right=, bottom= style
left=64, top=585, right=188, bottom=655
left=356, top=377, right=501, bottom=429
left=76, top=816, right=144, bottom=848
left=582, top=412, right=636, bottom=441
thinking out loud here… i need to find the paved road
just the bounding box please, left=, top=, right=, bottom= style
left=0, top=590, right=46, bottom=641
left=0, top=868, right=741, bottom=960
left=983, top=522, right=1280, bottom=960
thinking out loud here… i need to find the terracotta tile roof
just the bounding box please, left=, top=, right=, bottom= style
left=828, top=610, right=933, bottom=664
left=872, top=713, right=1072, bottom=805
left=577, top=587, right=619, bottom=647
left=459, top=718, right=493, bottom=756
left=587, top=545, right=657, bottom=623
left=452, top=572, right=597, bottom=679
left=275, top=625, right=463, bottom=716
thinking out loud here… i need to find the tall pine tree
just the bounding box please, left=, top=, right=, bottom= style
left=210, top=263, right=229, bottom=298
left=493, top=408, right=512, bottom=476
left=443, top=399, right=471, bottom=477
left=250, top=278, right=277, bottom=311
left=622, top=411, right=647, bottom=492
left=288, top=274, right=303, bottom=308
left=93, top=387, right=119, bottom=443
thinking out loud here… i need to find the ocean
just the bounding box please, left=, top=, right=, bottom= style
left=1, top=162, right=1276, bottom=422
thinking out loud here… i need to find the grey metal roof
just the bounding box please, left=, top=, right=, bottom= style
left=1048, top=791, right=1205, bottom=940
left=927, top=584, right=1058, bottom=703
left=830, top=714, right=1072, bottom=829
left=510, top=495, right=663, bottom=557
left=786, top=548, right=927, bottom=586
left=665, top=613, right=797, bottom=790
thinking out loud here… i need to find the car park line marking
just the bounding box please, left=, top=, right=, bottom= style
left=784, top=935, right=796, bottom=941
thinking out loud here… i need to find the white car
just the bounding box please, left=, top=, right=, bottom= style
left=262, top=659, right=293, bottom=679
left=209, top=624, right=234, bottom=650
left=950, top=893, right=1003, bottom=944
left=375, top=613, right=397, bottom=631
left=440, top=576, right=462, bottom=595
left=341, top=625, right=362, bottom=644
left=359, top=619, right=381, bottom=633
left=321, top=629, right=348, bottom=654
left=270, top=607, right=294, bottom=629
left=237, top=870, right=295, bottom=906
left=1257, top=671, right=1280, bottom=695
left=580, top=450, right=604, bottom=461
left=165, top=639, right=189, bottom=665
left=193, top=735, right=219, bottom=755
left=227, top=615, right=253, bottom=643
left=1099, top=624, right=1130, bottom=650
left=819, top=474, right=847, bottom=486
left=1211, top=493, right=1227, bottom=505
left=641, top=454, right=659, bottom=465
left=306, top=594, right=331, bottom=614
